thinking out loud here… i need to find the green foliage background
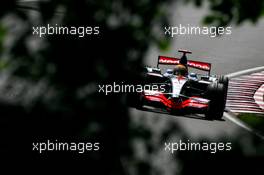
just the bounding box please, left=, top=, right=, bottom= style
left=0, top=0, right=264, bottom=174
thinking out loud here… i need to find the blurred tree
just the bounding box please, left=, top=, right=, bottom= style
left=0, top=0, right=264, bottom=175
left=186, top=0, right=264, bottom=26
left=0, top=0, right=174, bottom=174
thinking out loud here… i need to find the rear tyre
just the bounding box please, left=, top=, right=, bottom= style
left=205, top=83, right=226, bottom=120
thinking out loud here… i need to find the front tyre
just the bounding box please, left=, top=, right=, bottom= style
left=205, top=83, right=226, bottom=120
left=218, top=75, right=229, bottom=92
left=126, top=93, right=144, bottom=109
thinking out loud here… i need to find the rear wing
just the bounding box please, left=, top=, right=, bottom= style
left=157, top=56, right=211, bottom=75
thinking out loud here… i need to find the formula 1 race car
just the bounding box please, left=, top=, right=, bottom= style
left=127, top=49, right=229, bottom=120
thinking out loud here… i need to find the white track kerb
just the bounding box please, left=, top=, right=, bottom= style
left=224, top=66, right=264, bottom=139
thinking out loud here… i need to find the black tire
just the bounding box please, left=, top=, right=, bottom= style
left=218, top=75, right=229, bottom=111
left=135, top=94, right=144, bottom=109
left=205, top=83, right=226, bottom=120
left=126, top=93, right=144, bottom=109
left=218, top=75, right=229, bottom=92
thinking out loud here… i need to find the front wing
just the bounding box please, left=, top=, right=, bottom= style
left=143, top=91, right=209, bottom=112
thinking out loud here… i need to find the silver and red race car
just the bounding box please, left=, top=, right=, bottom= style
left=127, top=49, right=229, bottom=120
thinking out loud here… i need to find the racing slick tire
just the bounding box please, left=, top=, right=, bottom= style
left=126, top=93, right=144, bottom=109
left=205, top=82, right=226, bottom=120
left=218, top=75, right=229, bottom=92
left=218, top=75, right=229, bottom=111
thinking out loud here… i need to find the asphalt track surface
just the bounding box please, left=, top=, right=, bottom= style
left=130, top=3, right=264, bottom=139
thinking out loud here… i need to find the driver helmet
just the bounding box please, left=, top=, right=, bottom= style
left=173, top=64, right=188, bottom=76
